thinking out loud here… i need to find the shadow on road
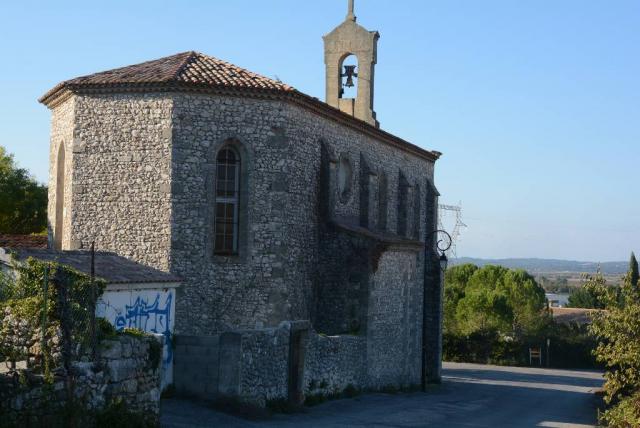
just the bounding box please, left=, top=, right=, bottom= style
left=161, top=363, right=604, bottom=428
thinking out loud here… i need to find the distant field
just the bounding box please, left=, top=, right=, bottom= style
left=452, top=257, right=626, bottom=286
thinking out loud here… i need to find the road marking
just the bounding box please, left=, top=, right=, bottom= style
left=538, top=422, right=596, bottom=428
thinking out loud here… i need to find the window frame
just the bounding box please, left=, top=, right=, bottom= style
left=214, top=146, right=241, bottom=256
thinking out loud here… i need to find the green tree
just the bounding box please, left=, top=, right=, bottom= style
left=567, top=286, right=604, bottom=309
left=629, top=252, right=639, bottom=288
left=443, top=264, right=478, bottom=334
left=0, top=146, right=48, bottom=234
left=501, top=269, right=549, bottom=335
left=448, top=265, right=548, bottom=336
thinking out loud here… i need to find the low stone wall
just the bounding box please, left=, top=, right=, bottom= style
left=303, top=333, right=366, bottom=396
left=174, top=324, right=409, bottom=407
left=174, top=324, right=291, bottom=406
left=238, top=326, right=290, bottom=405
left=0, top=334, right=162, bottom=425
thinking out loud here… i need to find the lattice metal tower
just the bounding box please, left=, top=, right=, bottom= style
left=438, top=203, right=467, bottom=258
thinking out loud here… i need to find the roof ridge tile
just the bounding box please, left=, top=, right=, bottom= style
left=169, top=51, right=198, bottom=82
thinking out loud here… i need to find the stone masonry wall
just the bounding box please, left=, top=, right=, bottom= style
left=314, top=227, right=370, bottom=335
left=303, top=333, right=366, bottom=396
left=173, top=324, right=290, bottom=406
left=167, top=92, right=435, bottom=335
left=47, top=97, right=75, bottom=250
left=61, top=94, right=174, bottom=270
left=50, top=89, right=440, bottom=392
left=367, top=250, right=423, bottom=388
left=238, top=325, right=290, bottom=405
left=0, top=334, right=162, bottom=424
left=174, top=326, right=368, bottom=406
left=169, top=94, right=319, bottom=335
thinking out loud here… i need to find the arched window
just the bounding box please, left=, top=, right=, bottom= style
left=54, top=142, right=66, bottom=250
left=214, top=146, right=240, bottom=255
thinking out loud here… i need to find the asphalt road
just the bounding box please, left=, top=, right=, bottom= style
left=161, top=362, right=603, bottom=428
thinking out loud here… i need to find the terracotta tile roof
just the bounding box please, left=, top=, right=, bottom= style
left=0, top=234, right=48, bottom=249
left=40, top=51, right=293, bottom=104
left=39, top=51, right=440, bottom=162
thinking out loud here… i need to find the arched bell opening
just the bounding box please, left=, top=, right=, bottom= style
left=339, top=54, right=359, bottom=99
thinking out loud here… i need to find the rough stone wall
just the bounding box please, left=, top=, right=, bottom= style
left=303, top=333, right=366, bottom=396
left=367, top=250, right=423, bottom=388
left=57, top=94, right=174, bottom=270
left=423, top=180, right=443, bottom=383
left=175, top=327, right=368, bottom=406
left=173, top=324, right=290, bottom=406
left=51, top=90, right=439, bottom=384
left=47, top=97, right=75, bottom=250
left=169, top=94, right=319, bottom=334
left=314, top=228, right=370, bottom=335
left=0, top=334, right=162, bottom=424
left=167, top=92, right=434, bottom=335
left=0, top=306, right=63, bottom=370
left=238, top=326, right=290, bottom=405
left=173, top=335, right=221, bottom=399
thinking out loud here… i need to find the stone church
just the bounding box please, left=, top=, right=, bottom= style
left=39, top=2, right=445, bottom=404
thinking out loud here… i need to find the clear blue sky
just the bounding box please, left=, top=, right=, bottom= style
left=1, top=0, right=638, bottom=262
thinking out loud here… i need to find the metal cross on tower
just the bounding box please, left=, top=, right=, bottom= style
left=347, top=0, right=356, bottom=21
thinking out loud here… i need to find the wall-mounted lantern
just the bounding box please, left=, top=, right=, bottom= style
left=427, top=229, right=452, bottom=273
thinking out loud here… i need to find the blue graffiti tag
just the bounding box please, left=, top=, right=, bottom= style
left=114, top=292, right=173, bottom=366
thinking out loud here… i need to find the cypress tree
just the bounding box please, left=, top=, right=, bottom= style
left=629, top=252, right=639, bottom=287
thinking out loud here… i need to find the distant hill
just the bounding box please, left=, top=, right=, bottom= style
left=451, top=257, right=628, bottom=276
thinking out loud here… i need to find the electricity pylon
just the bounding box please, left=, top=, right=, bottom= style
left=437, top=203, right=467, bottom=258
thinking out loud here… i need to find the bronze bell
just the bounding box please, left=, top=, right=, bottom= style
left=342, top=65, right=358, bottom=88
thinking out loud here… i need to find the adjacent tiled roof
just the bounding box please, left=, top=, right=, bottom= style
left=0, top=234, right=48, bottom=249
left=0, top=248, right=181, bottom=285
left=39, top=51, right=440, bottom=162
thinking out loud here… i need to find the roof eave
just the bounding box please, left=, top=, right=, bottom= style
left=39, top=82, right=441, bottom=163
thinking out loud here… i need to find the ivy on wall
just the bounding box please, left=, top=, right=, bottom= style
left=0, top=256, right=106, bottom=377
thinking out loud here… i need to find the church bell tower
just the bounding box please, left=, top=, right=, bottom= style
left=323, top=0, right=380, bottom=128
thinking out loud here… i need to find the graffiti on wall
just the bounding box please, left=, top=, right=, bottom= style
left=114, top=293, right=172, bottom=336
left=100, top=291, right=174, bottom=367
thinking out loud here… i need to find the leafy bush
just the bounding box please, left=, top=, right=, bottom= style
left=567, top=286, right=605, bottom=309
left=96, top=317, right=117, bottom=340
left=588, top=271, right=640, bottom=426
left=0, top=257, right=106, bottom=373
left=600, top=392, right=640, bottom=428
left=95, top=398, right=157, bottom=428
